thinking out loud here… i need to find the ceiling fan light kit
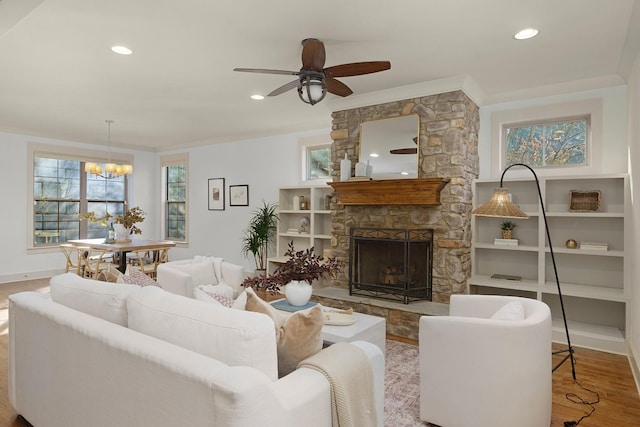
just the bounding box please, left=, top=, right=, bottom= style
left=234, top=38, right=390, bottom=105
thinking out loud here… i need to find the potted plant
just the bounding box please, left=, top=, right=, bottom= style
left=79, top=206, right=146, bottom=242
left=241, top=201, right=279, bottom=273
left=242, top=241, right=342, bottom=306
left=501, top=220, right=516, bottom=239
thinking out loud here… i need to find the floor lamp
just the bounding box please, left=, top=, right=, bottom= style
left=472, top=163, right=576, bottom=380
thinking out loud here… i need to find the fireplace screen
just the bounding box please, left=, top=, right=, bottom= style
left=349, top=228, right=433, bottom=304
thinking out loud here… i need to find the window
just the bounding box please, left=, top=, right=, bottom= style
left=298, top=133, right=332, bottom=182
left=307, top=145, right=331, bottom=180
left=31, top=146, right=129, bottom=248
left=161, top=154, right=188, bottom=242
left=504, top=116, right=589, bottom=168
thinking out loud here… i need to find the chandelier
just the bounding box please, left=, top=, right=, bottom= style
left=85, top=120, right=133, bottom=178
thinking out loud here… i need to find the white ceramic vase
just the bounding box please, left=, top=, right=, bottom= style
left=284, top=280, right=312, bottom=306
left=113, top=223, right=131, bottom=242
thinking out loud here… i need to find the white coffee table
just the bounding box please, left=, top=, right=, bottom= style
left=322, top=312, right=386, bottom=355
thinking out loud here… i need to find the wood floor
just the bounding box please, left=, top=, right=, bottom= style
left=1, top=279, right=639, bottom=426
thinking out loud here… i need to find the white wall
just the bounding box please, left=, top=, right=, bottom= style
left=150, top=128, right=331, bottom=272
left=628, top=52, right=640, bottom=383
left=0, top=133, right=155, bottom=282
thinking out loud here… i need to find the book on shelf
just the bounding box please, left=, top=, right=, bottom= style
left=490, top=273, right=522, bottom=282
left=580, top=241, right=608, bottom=251
left=494, top=238, right=519, bottom=246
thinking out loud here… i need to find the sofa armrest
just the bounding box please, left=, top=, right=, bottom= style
left=156, top=263, right=193, bottom=297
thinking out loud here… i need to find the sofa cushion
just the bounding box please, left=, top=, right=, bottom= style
left=490, top=300, right=525, bottom=321
left=244, top=288, right=323, bottom=377
left=50, top=273, right=140, bottom=326
left=126, top=286, right=278, bottom=380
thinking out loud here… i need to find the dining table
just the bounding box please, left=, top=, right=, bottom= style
left=67, top=238, right=176, bottom=273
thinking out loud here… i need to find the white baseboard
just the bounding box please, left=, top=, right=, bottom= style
left=0, top=269, right=63, bottom=284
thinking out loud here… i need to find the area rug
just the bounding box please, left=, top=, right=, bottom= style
left=384, top=339, right=435, bottom=427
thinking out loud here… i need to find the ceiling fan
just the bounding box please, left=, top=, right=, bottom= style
left=390, top=137, right=418, bottom=155
left=234, top=38, right=390, bottom=105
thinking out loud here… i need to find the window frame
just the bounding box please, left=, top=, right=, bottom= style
left=27, top=143, right=133, bottom=253
left=298, top=133, right=332, bottom=184
left=161, top=153, right=188, bottom=244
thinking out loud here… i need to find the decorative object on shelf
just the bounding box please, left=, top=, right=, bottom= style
left=366, top=160, right=373, bottom=178
left=79, top=206, right=146, bottom=243
left=299, top=216, right=310, bottom=233
left=355, top=160, right=367, bottom=177
left=472, top=162, right=577, bottom=381
left=241, top=241, right=342, bottom=305
left=208, top=178, right=225, bottom=210
left=580, top=241, right=608, bottom=251
left=241, top=200, right=279, bottom=271
left=565, top=239, right=578, bottom=249
left=84, top=120, right=133, bottom=179
left=500, top=221, right=516, bottom=239
left=340, top=153, right=351, bottom=181
left=299, top=195, right=308, bottom=210
left=569, top=190, right=601, bottom=212
left=229, top=184, right=249, bottom=207
left=292, top=195, right=300, bottom=210
left=324, top=194, right=332, bottom=210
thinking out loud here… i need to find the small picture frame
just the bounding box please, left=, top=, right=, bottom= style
left=229, top=184, right=249, bottom=207
left=208, top=178, right=225, bottom=210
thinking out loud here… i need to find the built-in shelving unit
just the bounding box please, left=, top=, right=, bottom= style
left=267, top=185, right=334, bottom=276
left=470, top=174, right=629, bottom=354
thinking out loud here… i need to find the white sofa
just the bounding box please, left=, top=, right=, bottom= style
left=419, top=294, right=552, bottom=427
left=9, top=273, right=384, bottom=427
left=156, top=257, right=245, bottom=298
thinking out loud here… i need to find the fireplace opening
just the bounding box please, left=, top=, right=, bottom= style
left=349, top=228, right=433, bottom=304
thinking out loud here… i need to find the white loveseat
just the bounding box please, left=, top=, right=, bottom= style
left=9, top=273, right=384, bottom=427
left=419, top=294, right=552, bottom=427
left=156, top=256, right=245, bottom=298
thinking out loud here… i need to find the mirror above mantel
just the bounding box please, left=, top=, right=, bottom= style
left=359, top=114, right=419, bottom=179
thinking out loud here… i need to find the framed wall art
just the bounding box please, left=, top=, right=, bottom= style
left=208, top=178, right=225, bottom=210
left=229, top=184, right=249, bottom=206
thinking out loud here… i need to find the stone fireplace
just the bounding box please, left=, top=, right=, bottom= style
left=327, top=91, right=479, bottom=303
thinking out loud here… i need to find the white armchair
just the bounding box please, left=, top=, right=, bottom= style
left=419, top=294, right=552, bottom=427
left=156, top=257, right=245, bottom=298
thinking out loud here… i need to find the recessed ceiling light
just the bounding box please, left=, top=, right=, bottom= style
left=250, top=94, right=265, bottom=100
left=514, top=28, right=539, bottom=40
left=111, top=45, right=132, bottom=55
left=370, top=153, right=379, bottom=158
left=400, top=171, right=409, bottom=176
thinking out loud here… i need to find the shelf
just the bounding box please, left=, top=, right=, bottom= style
left=471, top=174, right=629, bottom=354
left=328, top=178, right=449, bottom=205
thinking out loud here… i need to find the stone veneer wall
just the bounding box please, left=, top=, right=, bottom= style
left=329, top=91, right=479, bottom=303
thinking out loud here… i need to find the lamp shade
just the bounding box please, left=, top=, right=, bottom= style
left=472, top=187, right=529, bottom=219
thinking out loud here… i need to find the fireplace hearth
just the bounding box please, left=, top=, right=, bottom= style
left=349, top=228, right=433, bottom=304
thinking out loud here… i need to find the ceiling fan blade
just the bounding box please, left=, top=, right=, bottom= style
left=390, top=148, right=418, bottom=155
left=325, top=77, right=353, bottom=97
left=267, top=79, right=300, bottom=97
left=324, top=61, right=391, bottom=78
left=233, top=68, right=299, bottom=76
left=301, top=38, right=326, bottom=71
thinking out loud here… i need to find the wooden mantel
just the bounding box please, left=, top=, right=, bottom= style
left=327, top=178, right=450, bottom=206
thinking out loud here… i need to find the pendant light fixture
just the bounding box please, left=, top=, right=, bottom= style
left=85, top=120, right=133, bottom=178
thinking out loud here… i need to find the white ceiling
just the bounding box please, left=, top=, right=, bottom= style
left=0, top=0, right=638, bottom=152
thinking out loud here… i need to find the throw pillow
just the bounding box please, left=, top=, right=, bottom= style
left=490, top=300, right=525, bottom=321
left=245, top=288, right=323, bottom=377
left=232, top=290, right=247, bottom=310
left=123, top=265, right=161, bottom=288
left=194, top=284, right=235, bottom=307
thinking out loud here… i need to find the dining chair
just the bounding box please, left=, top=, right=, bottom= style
left=83, top=248, right=114, bottom=278
left=59, top=244, right=89, bottom=276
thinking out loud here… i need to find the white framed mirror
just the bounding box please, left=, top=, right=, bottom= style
left=359, top=115, right=419, bottom=179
